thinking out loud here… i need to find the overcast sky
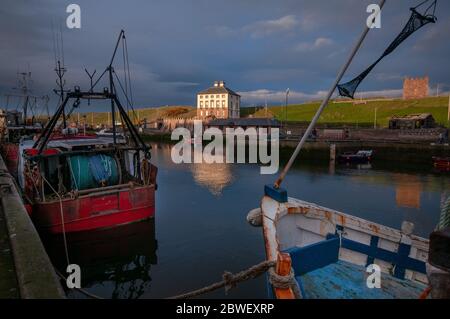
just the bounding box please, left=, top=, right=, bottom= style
left=1, top=0, right=449, bottom=111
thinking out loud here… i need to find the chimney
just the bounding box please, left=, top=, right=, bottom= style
left=219, top=81, right=225, bottom=87
left=214, top=81, right=219, bottom=87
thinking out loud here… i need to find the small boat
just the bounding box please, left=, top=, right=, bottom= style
left=432, top=157, right=450, bottom=172
left=0, top=73, right=47, bottom=177
left=338, top=150, right=373, bottom=164
left=96, top=128, right=126, bottom=140
left=258, top=193, right=429, bottom=299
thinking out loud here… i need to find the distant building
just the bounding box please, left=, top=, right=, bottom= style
left=197, top=81, right=240, bottom=119
left=389, top=113, right=435, bottom=130
left=205, top=118, right=280, bottom=132
left=403, top=76, right=429, bottom=100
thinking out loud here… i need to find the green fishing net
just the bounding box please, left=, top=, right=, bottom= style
left=337, top=1, right=438, bottom=99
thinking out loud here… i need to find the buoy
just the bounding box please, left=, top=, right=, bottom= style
left=247, top=208, right=262, bottom=227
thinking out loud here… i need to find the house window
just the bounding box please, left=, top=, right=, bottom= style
left=216, top=95, right=220, bottom=98
left=216, top=100, right=220, bottom=107
left=206, top=111, right=209, bottom=116
left=200, top=101, right=203, bottom=107
left=200, top=95, right=203, bottom=99
left=200, top=111, right=203, bottom=116
left=222, top=95, right=225, bottom=98
left=222, top=100, right=225, bottom=107
left=211, top=100, right=214, bottom=108
left=205, top=101, right=209, bottom=107
left=205, top=95, right=208, bottom=98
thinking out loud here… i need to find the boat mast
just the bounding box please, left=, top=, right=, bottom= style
left=18, top=71, right=31, bottom=126
left=273, top=0, right=386, bottom=189
left=108, top=30, right=125, bottom=145
left=55, top=60, right=67, bottom=128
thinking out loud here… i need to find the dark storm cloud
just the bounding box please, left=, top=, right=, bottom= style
left=0, top=0, right=449, bottom=110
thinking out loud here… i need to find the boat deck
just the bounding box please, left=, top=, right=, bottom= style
left=297, top=260, right=426, bottom=299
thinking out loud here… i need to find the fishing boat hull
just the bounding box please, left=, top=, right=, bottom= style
left=259, top=194, right=429, bottom=299
left=0, top=143, right=19, bottom=176
left=433, top=157, right=450, bottom=172
left=31, top=184, right=155, bottom=234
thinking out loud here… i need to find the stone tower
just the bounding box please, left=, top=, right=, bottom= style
left=403, top=76, right=429, bottom=100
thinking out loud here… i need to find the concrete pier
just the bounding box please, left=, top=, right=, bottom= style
left=0, top=154, right=65, bottom=299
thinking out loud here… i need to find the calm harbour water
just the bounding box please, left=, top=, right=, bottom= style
left=43, top=142, right=449, bottom=299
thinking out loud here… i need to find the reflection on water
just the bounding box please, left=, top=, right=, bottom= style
left=190, top=147, right=234, bottom=196
left=42, top=220, right=157, bottom=299
left=394, top=174, right=422, bottom=209
left=41, top=143, right=449, bottom=299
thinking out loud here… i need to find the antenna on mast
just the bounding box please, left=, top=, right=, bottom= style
left=84, top=68, right=97, bottom=105
left=52, top=19, right=68, bottom=128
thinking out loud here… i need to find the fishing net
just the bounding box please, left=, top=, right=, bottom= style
left=337, top=1, right=438, bottom=99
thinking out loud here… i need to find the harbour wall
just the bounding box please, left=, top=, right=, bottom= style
left=279, top=140, right=449, bottom=165
left=0, top=154, right=65, bottom=299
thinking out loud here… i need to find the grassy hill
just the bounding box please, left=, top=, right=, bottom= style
left=263, top=96, right=449, bottom=127
left=66, top=105, right=196, bottom=125
left=64, top=97, right=448, bottom=128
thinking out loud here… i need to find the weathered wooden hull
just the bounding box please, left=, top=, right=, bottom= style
left=260, top=196, right=429, bottom=299
left=31, top=185, right=156, bottom=233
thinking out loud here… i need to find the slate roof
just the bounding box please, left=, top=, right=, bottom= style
left=198, top=85, right=240, bottom=97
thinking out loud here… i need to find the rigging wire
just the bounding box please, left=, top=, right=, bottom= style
left=113, top=70, right=139, bottom=126
left=124, top=35, right=135, bottom=108
left=121, top=35, right=129, bottom=111
left=59, top=20, right=65, bottom=68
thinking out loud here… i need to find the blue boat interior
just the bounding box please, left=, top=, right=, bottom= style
left=279, top=228, right=427, bottom=299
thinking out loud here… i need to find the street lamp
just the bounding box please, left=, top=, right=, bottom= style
left=285, top=88, right=290, bottom=129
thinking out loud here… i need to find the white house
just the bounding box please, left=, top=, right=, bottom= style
left=197, top=81, right=240, bottom=119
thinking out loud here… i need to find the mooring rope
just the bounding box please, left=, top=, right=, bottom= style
left=268, top=267, right=302, bottom=299
left=53, top=259, right=298, bottom=300
left=41, top=175, right=70, bottom=266
left=168, top=260, right=300, bottom=299
left=54, top=268, right=103, bottom=299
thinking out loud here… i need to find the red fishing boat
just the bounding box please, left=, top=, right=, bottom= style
left=16, top=30, right=158, bottom=234
left=433, top=157, right=450, bottom=172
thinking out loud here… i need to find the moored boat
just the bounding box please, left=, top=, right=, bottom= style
left=259, top=193, right=429, bottom=299
left=337, top=150, right=373, bottom=164
left=15, top=30, right=158, bottom=234
left=19, top=132, right=157, bottom=233
left=433, top=157, right=450, bottom=172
